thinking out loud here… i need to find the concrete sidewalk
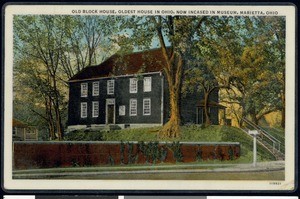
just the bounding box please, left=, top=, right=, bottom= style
left=13, top=161, right=285, bottom=179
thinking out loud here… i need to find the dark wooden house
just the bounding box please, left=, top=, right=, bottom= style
left=67, top=48, right=225, bottom=131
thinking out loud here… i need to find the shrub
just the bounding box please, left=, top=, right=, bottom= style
left=170, top=141, right=183, bottom=162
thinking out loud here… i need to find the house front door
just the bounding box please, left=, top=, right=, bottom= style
left=107, top=105, right=114, bottom=124
left=106, top=99, right=115, bottom=124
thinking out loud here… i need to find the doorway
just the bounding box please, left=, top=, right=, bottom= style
left=106, top=99, right=115, bottom=124
left=107, top=105, right=114, bottom=124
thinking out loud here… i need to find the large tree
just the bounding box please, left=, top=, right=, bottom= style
left=120, top=16, right=207, bottom=138
left=220, top=17, right=285, bottom=127
left=14, top=15, right=70, bottom=140
left=183, top=16, right=285, bottom=128
left=60, top=16, right=118, bottom=79
left=13, top=15, right=117, bottom=140
left=182, top=17, right=238, bottom=127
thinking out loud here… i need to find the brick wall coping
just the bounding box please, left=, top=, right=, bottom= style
left=13, top=141, right=240, bottom=145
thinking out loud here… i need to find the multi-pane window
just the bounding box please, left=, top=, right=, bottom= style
left=129, top=78, right=138, bottom=93
left=92, top=82, right=99, bottom=96
left=129, top=99, right=137, bottom=116
left=81, top=83, right=88, bottom=97
left=107, top=80, right=114, bottom=95
left=81, top=102, right=88, bottom=118
left=143, top=77, right=152, bottom=92
left=143, top=98, right=151, bottom=115
left=92, top=101, right=99, bottom=118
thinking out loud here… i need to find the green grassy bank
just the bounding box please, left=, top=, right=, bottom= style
left=64, top=125, right=276, bottom=162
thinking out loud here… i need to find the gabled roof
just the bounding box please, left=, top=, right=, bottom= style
left=13, top=119, right=28, bottom=128
left=69, top=48, right=167, bottom=81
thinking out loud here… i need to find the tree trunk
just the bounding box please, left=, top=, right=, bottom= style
left=203, top=91, right=211, bottom=127
left=239, top=101, right=247, bottom=128
left=54, top=104, right=63, bottom=140
left=52, top=77, right=64, bottom=140
left=53, top=96, right=63, bottom=141
left=159, top=85, right=181, bottom=138
left=250, top=113, right=259, bottom=125
left=45, top=97, right=56, bottom=140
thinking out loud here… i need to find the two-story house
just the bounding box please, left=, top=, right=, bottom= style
left=67, top=48, right=225, bottom=131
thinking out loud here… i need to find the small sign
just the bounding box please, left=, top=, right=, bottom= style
left=119, top=105, right=126, bottom=116
left=248, top=130, right=259, bottom=135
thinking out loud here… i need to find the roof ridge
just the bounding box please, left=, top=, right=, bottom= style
left=69, top=47, right=166, bottom=81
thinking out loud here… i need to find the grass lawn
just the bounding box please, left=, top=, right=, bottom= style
left=262, top=127, right=285, bottom=143
left=64, top=125, right=276, bottom=162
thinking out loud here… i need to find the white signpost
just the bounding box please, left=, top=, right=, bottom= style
left=248, top=130, right=259, bottom=167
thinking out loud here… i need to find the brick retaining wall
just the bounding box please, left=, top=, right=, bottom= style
left=13, top=141, right=240, bottom=170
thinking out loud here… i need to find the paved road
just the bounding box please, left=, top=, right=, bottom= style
left=13, top=161, right=285, bottom=180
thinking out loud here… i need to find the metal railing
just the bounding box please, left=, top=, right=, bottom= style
left=241, top=117, right=282, bottom=154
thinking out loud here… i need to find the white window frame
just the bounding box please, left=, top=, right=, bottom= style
left=143, top=98, right=151, bottom=116
left=80, top=102, right=88, bottom=118
left=92, top=101, right=99, bottom=118
left=92, top=82, right=99, bottom=96
left=81, top=83, right=88, bottom=97
left=143, top=77, right=152, bottom=92
left=129, top=78, right=138, bottom=93
left=129, top=99, right=137, bottom=116
left=107, top=79, right=114, bottom=95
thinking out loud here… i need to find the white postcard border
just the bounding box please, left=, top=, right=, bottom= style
left=3, top=4, right=296, bottom=191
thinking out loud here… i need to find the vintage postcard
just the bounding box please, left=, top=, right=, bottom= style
left=3, top=4, right=296, bottom=191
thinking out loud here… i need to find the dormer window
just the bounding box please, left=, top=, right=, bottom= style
left=81, top=83, right=88, bottom=97
left=130, top=78, right=138, bottom=93
left=107, top=80, right=114, bottom=95
left=143, top=77, right=152, bottom=92
left=92, top=82, right=99, bottom=96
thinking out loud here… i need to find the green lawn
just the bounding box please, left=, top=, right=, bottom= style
left=64, top=125, right=276, bottom=162
left=262, top=127, right=285, bottom=144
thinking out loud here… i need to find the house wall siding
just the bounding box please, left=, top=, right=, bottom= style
left=162, top=80, right=220, bottom=125
left=68, top=73, right=163, bottom=126
left=68, top=73, right=221, bottom=127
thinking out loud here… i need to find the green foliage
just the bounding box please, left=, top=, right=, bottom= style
left=120, top=141, right=125, bottom=165
left=170, top=141, right=183, bottom=163
left=228, top=146, right=234, bottom=160
left=151, top=141, right=160, bottom=164
left=262, top=127, right=285, bottom=143
left=196, top=145, right=203, bottom=162
left=13, top=15, right=118, bottom=140
left=108, top=154, right=115, bottom=166
left=220, top=126, right=275, bottom=161
left=127, top=142, right=135, bottom=164
left=71, top=159, right=79, bottom=167
left=159, top=146, right=168, bottom=163
left=137, top=141, right=165, bottom=164
left=64, top=125, right=275, bottom=161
